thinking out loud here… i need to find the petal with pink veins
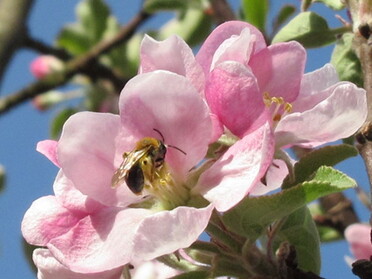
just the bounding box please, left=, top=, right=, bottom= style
left=33, top=248, right=124, bottom=279
left=196, top=21, right=266, bottom=76
left=119, top=71, right=212, bottom=178
left=48, top=207, right=152, bottom=273
left=275, top=83, right=367, bottom=148
left=37, top=140, right=60, bottom=167
left=195, top=123, right=274, bottom=212
left=22, top=196, right=84, bottom=246
left=249, top=41, right=306, bottom=102
left=140, top=35, right=205, bottom=93
left=57, top=112, right=140, bottom=207
left=132, top=204, right=214, bottom=262
left=205, top=61, right=268, bottom=137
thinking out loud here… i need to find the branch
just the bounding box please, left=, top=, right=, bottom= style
left=0, top=9, right=151, bottom=114
left=0, top=0, right=35, bottom=85
left=23, top=36, right=125, bottom=91
left=352, top=23, right=372, bottom=220
left=210, top=0, right=236, bottom=25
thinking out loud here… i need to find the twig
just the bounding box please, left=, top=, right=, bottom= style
left=0, top=0, right=35, bottom=85
left=23, top=36, right=125, bottom=90
left=353, top=22, right=372, bottom=223
left=210, top=0, right=236, bottom=25
left=0, top=9, right=151, bottom=114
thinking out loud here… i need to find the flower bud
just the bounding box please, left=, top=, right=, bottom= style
left=30, top=55, right=63, bottom=79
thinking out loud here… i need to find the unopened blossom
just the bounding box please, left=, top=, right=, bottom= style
left=345, top=223, right=372, bottom=260
left=23, top=69, right=273, bottom=273
left=30, top=55, right=63, bottom=79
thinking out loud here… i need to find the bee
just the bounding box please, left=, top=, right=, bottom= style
left=111, top=129, right=186, bottom=194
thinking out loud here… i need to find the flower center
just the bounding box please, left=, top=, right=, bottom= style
left=142, top=163, right=190, bottom=211
left=263, top=92, right=292, bottom=125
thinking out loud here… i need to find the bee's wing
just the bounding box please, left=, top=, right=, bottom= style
left=111, top=148, right=150, bottom=188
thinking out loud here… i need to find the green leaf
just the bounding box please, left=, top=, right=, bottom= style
left=144, top=0, right=205, bottom=13
left=282, top=144, right=358, bottom=189
left=276, top=207, right=321, bottom=274
left=242, top=0, right=269, bottom=32
left=272, top=11, right=336, bottom=48
left=272, top=5, right=296, bottom=32
left=50, top=108, right=78, bottom=139
left=76, top=0, right=110, bottom=42
left=168, top=270, right=210, bottom=279
left=169, top=270, right=210, bottom=279
left=57, top=24, right=91, bottom=55
left=158, top=8, right=212, bottom=46
left=222, top=166, right=356, bottom=240
left=144, top=0, right=187, bottom=12
left=331, top=33, right=363, bottom=87
left=313, top=0, right=345, bottom=10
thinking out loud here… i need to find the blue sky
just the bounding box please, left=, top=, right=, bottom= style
left=0, top=0, right=369, bottom=278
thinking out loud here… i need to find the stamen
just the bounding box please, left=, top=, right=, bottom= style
left=262, top=92, right=293, bottom=125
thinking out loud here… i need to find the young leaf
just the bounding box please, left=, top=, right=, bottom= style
left=275, top=207, right=321, bottom=274
left=222, top=166, right=356, bottom=240
left=331, top=33, right=363, bottom=87
left=50, top=108, right=78, bottom=139
left=282, top=144, right=358, bottom=189
left=313, top=0, right=345, bottom=10
left=76, top=0, right=110, bottom=43
left=57, top=24, right=91, bottom=55
left=158, top=8, right=212, bottom=46
left=242, top=0, right=269, bottom=32
left=272, top=11, right=336, bottom=48
left=168, top=270, right=210, bottom=279
left=144, top=0, right=188, bottom=12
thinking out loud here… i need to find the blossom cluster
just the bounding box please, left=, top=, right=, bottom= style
left=22, top=21, right=367, bottom=278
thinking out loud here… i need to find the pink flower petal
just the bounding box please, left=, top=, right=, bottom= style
left=205, top=61, right=268, bottom=137
left=22, top=196, right=84, bottom=246
left=48, top=207, right=152, bottom=273
left=249, top=41, right=306, bottom=102
left=210, top=28, right=255, bottom=70
left=345, top=224, right=372, bottom=260
left=197, top=21, right=266, bottom=76
left=119, top=71, right=212, bottom=177
left=33, top=248, right=123, bottom=279
left=275, top=82, right=367, bottom=148
left=53, top=171, right=104, bottom=214
left=294, top=64, right=339, bottom=112
left=140, top=35, right=205, bottom=93
left=58, top=112, right=139, bottom=207
left=195, top=123, right=274, bottom=212
left=251, top=159, right=288, bottom=196
left=132, top=204, right=214, bottom=262
left=37, top=140, right=60, bottom=167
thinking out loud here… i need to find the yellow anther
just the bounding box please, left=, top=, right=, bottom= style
left=284, top=103, right=293, bottom=113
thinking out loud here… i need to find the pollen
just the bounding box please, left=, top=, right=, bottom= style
left=263, top=91, right=293, bottom=124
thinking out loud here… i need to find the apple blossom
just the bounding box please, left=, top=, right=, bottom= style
left=197, top=21, right=367, bottom=149
left=23, top=69, right=274, bottom=273
left=345, top=223, right=372, bottom=260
